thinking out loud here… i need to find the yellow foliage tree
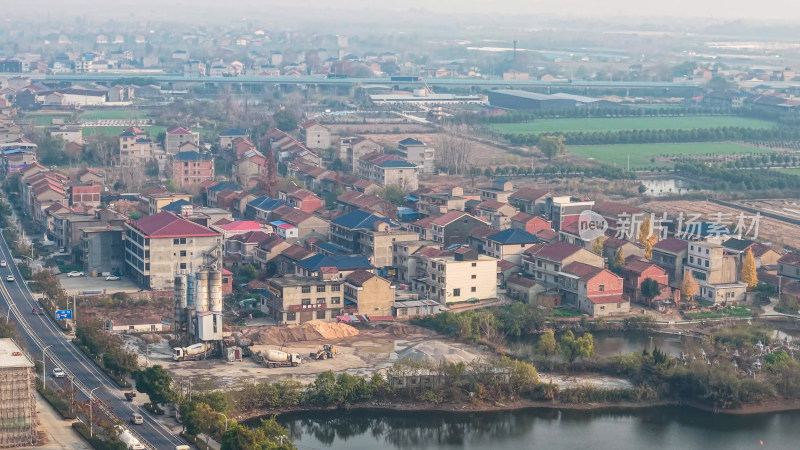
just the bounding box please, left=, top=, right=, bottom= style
left=638, top=215, right=659, bottom=259
left=681, top=271, right=699, bottom=302
left=741, top=248, right=758, bottom=289
left=612, top=248, right=625, bottom=271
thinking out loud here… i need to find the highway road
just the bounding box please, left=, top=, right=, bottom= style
left=0, top=232, right=186, bottom=450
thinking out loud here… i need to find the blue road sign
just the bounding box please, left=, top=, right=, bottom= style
left=55, top=309, right=72, bottom=320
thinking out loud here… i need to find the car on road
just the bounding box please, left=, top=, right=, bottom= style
left=52, top=367, right=65, bottom=378
left=66, top=271, right=84, bottom=277
left=0, top=260, right=6, bottom=267
left=130, top=413, right=143, bottom=425
left=105, top=275, right=121, bottom=281
left=5, top=275, right=14, bottom=282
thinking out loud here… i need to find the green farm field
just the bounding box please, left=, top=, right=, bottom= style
left=568, top=143, right=772, bottom=169
left=491, top=116, right=775, bottom=134
left=775, top=168, right=800, bottom=176
left=82, top=126, right=166, bottom=137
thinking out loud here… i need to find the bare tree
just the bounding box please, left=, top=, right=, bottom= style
left=438, top=125, right=474, bottom=175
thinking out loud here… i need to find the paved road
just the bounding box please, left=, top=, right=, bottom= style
left=0, top=232, right=186, bottom=450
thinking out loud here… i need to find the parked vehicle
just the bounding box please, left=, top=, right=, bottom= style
left=309, top=344, right=338, bottom=360
left=258, top=349, right=302, bottom=368
left=130, top=413, right=143, bottom=425
left=5, top=275, right=14, bottom=282
left=172, top=343, right=211, bottom=361
left=52, top=367, right=65, bottom=378
left=105, top=275, right=121, bottom=281
left=124, top=392, right=136, bottom=402
left=66, top=271, right=84, bottom=277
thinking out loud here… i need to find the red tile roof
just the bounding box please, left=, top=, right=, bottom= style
left=525, top=241, right=583, bottom=261
left=345, top=269, right=376, bottom=286
left=431, top=211, right=470, bottom=226
left=476, top=200, right=509, bottom=211
left=653, top=238, right=689, bottom=254
left=131, top=211, right=220, bottom=238
left=779, top=252, right=800, bottom=266
left=535, top=229, right=559, bottom=240
left=469, top=225, right=497, bottom=239
left=497, top=259, right=519, bottom=271
left=623, top=259, right=661, bottom=275
left=562, top=261, right=606, bottom=281
left=752, top=243, right=782, bottom=258
left=216, top=220, right=263, bottom=232
left=509, top=188, right=550, bottom=202
left=280, top=245, right=314, bottom=261
left=228, top=230, right=272, bottom=244
left=593, top=201, right=642, bottom=217
left=506, top=274, right=540, bottom=288
left=411, top=215, right=437, bottom=229
left=587, top=294, right=627, bottom=304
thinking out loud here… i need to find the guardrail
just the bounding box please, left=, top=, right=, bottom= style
left=0, top=278, right=156, bottom=449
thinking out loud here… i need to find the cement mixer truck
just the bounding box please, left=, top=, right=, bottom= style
left=173, top=343, right=212, bottom=361
left=257, top=349, right=303, bottom=368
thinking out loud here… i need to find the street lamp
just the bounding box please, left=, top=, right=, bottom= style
left=89, top=387, right=100, bottom=438
left=215, top=412, right=228, bottom=432
left=41, top=345, right=52, bottom=386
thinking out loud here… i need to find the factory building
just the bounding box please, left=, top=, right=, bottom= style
left=487, top=89, right=623, bottom=110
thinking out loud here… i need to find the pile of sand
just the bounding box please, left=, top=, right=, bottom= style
left=140, top=334, right=162, bottom=344
left=382, top=323, right=436, bottom=337
left=244, top=320, right=359, bottom=345
left=397, top=341, right=479, bottom=364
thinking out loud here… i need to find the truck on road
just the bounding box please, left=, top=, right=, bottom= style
left=173, top=343, right=212, bottom=361
left=257, top=349, right=302, bottom=368
left=116, top=426, right=145, bottom=450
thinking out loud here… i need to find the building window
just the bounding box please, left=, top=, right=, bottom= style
left=471, top=263, right=477, bottom=267
left=180, top=263, right=186, bottom=269
left=453, top=288, right=461, bottom=297
left=599, top=285, right=605, bottom=292
left=287, top=312, right=296, bottom=321
left=317, top=285, right=326, bottom=293
left=316, top=298, right=325, bottom=304
left=302, top=299, right=311, bottom=305
left=316, top=310, right=326, bottom=319
left=174, top=238, right=179, bottom=245
left=331, top=297, right=341, bottom=304
left=705, top=260, right=709, bottom=267
left=180, top=250, right=186, bottom=257
left=302, top=286, right=311, bottom=293
left=471, top=274, right=477, bottom=279
left=471, top=287, right=476, bottom=292
left=180, top=238, right=186, bottom=244
left=331, top=285, right=340, bottom=292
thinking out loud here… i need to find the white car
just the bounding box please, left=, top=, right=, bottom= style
left=5, top=275, right=14, bottom=282
left=0, top=260, right=7, bottom=267
left=105, top=275, right=120, bottom=281
left=52, top=367, right=65, bottom=378
left=66, top=271, right=84, bottom=277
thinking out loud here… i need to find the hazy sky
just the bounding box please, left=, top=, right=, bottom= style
left=12, top=0, right=800, bottom=23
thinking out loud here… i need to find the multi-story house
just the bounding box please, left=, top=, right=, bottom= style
left=430, top=211, right=486, bottom=246
left=685, top=240, right=747, bottom=304
left=544, top=196, right=595, bottom=232
left=81, top=225, right=124, bottom=275
left=392, top=240, right=439, bottom=283
left=124, top=211, right=222, bottom=289
left=118, top=127, right=152, bottom=164
left=397, top=138, right=435, bottom=174
left=621, top=259, right=679, bottom=306
left=356, top=152, right=418, bottom=192
left=474, top=200, right=518, bottom=229
left=295, top=254, right=373, bottom=278
left=138, top=188, right=192, bottom=216
left=299, top=120, right=331, bottom=150
left=475, top=179, right=514, bottom=203
left=219, top=128, right=249, bottom=150
left=343, top=269, right=395, bottom=317
left=165, top=126, right=200, bottom=155
left=171, top=152, right=215, bottom=188
left=414, top=187, right=467, bottom=217
left=509, top=188, right=550, bottom=214
left=278, top=187, right=323, bottom=213
left=485, top=228, right=540, bottom=265
left=339, top=136, right=382, bottom=170
left=560, top=262, right=630, bottom=318
left=722, top=238, right=784, bottom=268
left=651, top=238, right=688, bottom=287
left=601, top=236, right=644, bottom=263
left=521, top=241, right=604, bottom=289
left=245, top=196, right=289, bottom=221
left=271, top=206, right=330, bottom=242
left=224, top=230, right=272, bottom=263
left=330, top=210, right=418, bottom=268
left=778, top=253, right=800, bottom=281
left=253, top=235, right=291, bottom=273
left=412, top=247, right=497, bottom=304
left=510, top=212, right=552, bottom=235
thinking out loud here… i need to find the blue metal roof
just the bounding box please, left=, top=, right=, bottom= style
left=297, top=254, right=373, bottom=272
left=331, top=209, right=388, bottom=230
left=682, top=222, right=733, bottom=238
left=219, top=128, right=249, bottom=136
left=316, top=242, right=350, bottom=255
left=377, top=160, right=417, bottom=168
left=162, top=199, right=193, bottom=212
left=248, top=196, right=288, bottom=211
left=488, top=228, right=539, bottom=245
left=208, top=182, right=241, bottom=192
left=174, top=151, right=212, bottom=161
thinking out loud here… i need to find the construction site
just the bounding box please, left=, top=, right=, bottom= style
left=0, top=339, right=36, bottom=448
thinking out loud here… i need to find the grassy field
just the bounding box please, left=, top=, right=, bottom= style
left=78, top=110, right=151, bottom=120
left=491, top=116, right=775, bottom=134
left=568, top=142, right=771, bottom=169
left=775, top=168, right=800, bottom=176
left=82, top=126, right=166, bottom=137
left=684, top=306, right=753, bottom=320
left=22, top=112, right=74, bottom=126
left=552, top=308, right=585, bottom=318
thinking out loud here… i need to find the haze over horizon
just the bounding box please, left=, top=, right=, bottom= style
left=8, top=0, right=800, bottom=24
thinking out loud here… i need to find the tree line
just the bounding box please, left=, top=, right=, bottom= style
left=674, top=162, right=800, bottom=191
left=450, top=106, right=735, bottom=125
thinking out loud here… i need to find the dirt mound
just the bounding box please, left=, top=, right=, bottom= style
left=382, top=323, right=436, bottom=337
left=140, top=333, right=162, bottom=344
left=397, top=341, right=479, bottom=364
left=244, top=320, right=359, bottom=345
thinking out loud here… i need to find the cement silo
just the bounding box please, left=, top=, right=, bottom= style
left=195, top=271, right=209, bottom=313
left=174, top=274, right=188, bottom=332
left=209, top=270, right=223, bottom=314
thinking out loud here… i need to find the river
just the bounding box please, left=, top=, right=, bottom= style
left=278, top=407, right=800, bottom=449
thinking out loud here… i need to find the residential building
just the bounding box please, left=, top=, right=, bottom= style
left=510, top=212, right=552, bottom=235
left=81, top=225, right=124, bottom=275
left=138, top=188, right=192, bottom=216
left=652, top=238, right=689, bottom=287
left=171, top=151, right=215, bottom=187
left=397, top=138, right=435, bottom=173
left=778, top=253, right=800, bottom=281
left=219, top=129, right=249, bottom=150
left=0, top=338, right=35, bottom=448
left=430, top=211, right=486, bottom=246
left=343, top=269, right=395, bottom=317
left=224, top=230, right=272, bottom=263
left=505, top=274, right=547, bottom=303
left=232, top=150, right=266, bottom=187
left=124, top=211, right=221, bottom=289
left=245, top=196, right=289, bottom=221
left=339, top=136, right=382, bottom=170
left=260, top=274, right=345, bottom=324
left=521, top=241, right=604, bottom=289
left=560, top=262, right=630, bottom=318
left=601, top=236, right=644, bottom=263
left=299, top=120, right=331, bottom=150
left=485, top=228, right=539, bottom=265
left=165, top=126, right=200, bottom=155
left=685, top=240, right=747, bottom=304
left=272, top=245, right=315, bottom=275
left=476, top=179, right=514, bottom=203
left=278, top=187, right=323, bottom=213
left=508, top=188, right=550, bottom=214
left=474, top=200, right=517, bottom=229
left=414, top=187, right=466, bottom=217
left=295, top=254, right=373, bottom=278
left=69, top=183, right=101, bottom=207
left=722, top=238, right=783, bottom=268
left=270, top=205, right=330, bottom=242
left=545, top=196, right=595, bottom=231
left=336, top=190, right=397, bottom=218
left=621, top=259, right=679, bottom=306
left=253, top=234, right=291, bottom=273
left=392, top=240, right=439, bottom=283
left=357, top=152, right=419, bottom=191
left=330, top=209, right=418, bottom=268
left=412, top=247, right=497, bottom=304
left=49, top=123, right=83, bottom=145
left=393, top=299, right=443, bottom=320
left=206, top=182, right=242, bottom=208
left=213, top=220, right=266, bottom=239
left=118, top=127, right=152, bottom=164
